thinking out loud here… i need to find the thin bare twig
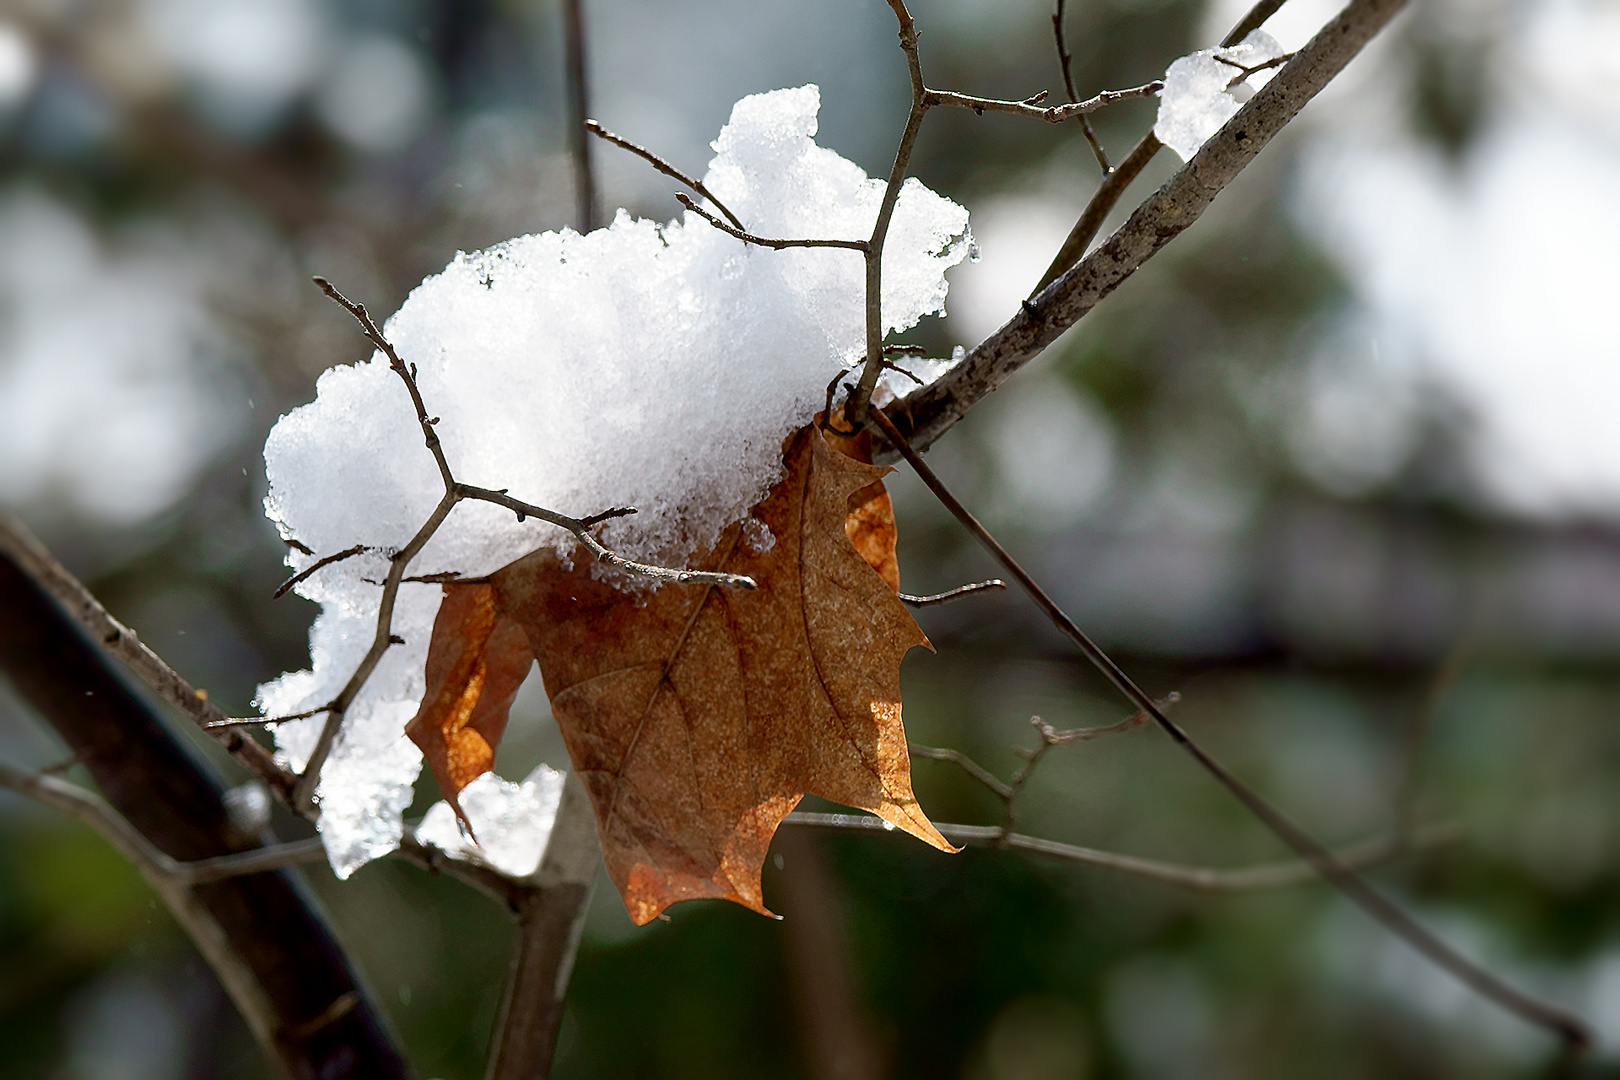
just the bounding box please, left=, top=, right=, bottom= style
left=675, top=194, right=867, bottom=251
left=273, top=544, right=368, bottom=599
left=925, top=83, right=1163, bottom=123
left=911, top=704, right=1152, bottom=841
left=899, top=578, right=1006, bottom=606
left=999, top=709, right=1154, bottom=837
left=456, top=483, right=755, bottom=588
left=849, top=0, right=930, bottom=426
left=1218, top=51, right=1296, bottom=89
left=562, top=0, right=597, bottom=231
left=206, top=705, right=331, bottom=731
left=846, top=0, right=1164, bottom=426
left=782, top=811, right=1464, bottom=894
left=1053, top=0, right=1110, bottom=173
left=868, top=405, right=1592, bottom=1052
left=586, top=119, right=744, bottom=229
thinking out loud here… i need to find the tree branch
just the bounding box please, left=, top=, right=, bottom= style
left=0, top=542, right=413, bottom=1079
left=1034, top=0, right=1299, bottom=294
left=898, top=578, right=1006, bottom=606
left=782, top=812, right=1463, bottom=894
left=895, top=0, right=1413, bottom=454
left=867, top=405, right=1593, bottom=1052
left=562, top=0, right=597, bottom=232
left=1052, top=0, right=1111, bottom=173
left=675, top=194, right=866, bottom=251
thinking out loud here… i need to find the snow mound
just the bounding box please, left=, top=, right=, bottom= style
left=1155, top=31, right=1285, bottom=162
left=257, top=85, right=971, bottom=878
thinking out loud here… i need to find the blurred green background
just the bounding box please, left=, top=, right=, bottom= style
left=3, top=0, right=1619, bottom=1076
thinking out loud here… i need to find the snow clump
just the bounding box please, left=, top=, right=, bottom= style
left=415, top=765, right=567, bottom=879
left=1154, top=30, right=1285, bottom=162
left=256, top=85, right=972, bottom=878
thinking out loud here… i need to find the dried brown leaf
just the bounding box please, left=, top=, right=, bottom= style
left=405, top=582, right=534, bottom=828
left=406, top=424, right=951, bottom=920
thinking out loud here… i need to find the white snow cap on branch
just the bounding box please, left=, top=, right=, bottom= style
left=1155, top=30, right=1286, bottom=162
left=256, top=85, right=971, bottom=878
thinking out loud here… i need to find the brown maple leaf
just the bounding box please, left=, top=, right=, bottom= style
left=407, top=423, right=953, bottom=922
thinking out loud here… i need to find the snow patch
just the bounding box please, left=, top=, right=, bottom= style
left=415, top=765, right=568, bottom=879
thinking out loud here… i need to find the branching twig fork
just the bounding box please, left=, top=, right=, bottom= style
left=675, top=194, right=867, bottom=252
left=784, top=811, right=1465, bottom=895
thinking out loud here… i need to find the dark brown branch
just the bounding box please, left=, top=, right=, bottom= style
left=0, top=513, right=298, bottom=800
left=562, top=0, right=597, bottom=231
left=273, top=544, right=368, bottom=599
left=675, top=194, right=867, bottom=252
left=897, top=0, right=1415, bottom=452
left=1225, top=0, right=1292, bottom=46
left=783, top=812, right=1464, bottom=894
left=1052, top=0, right=1110, bottom=172
left=867, top=406, right=1593, bottom=1053
left=586, top=119, right=744, bottom=229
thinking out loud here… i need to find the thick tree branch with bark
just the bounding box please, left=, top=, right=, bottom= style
left=0, top=533, right=412, bottom=1080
